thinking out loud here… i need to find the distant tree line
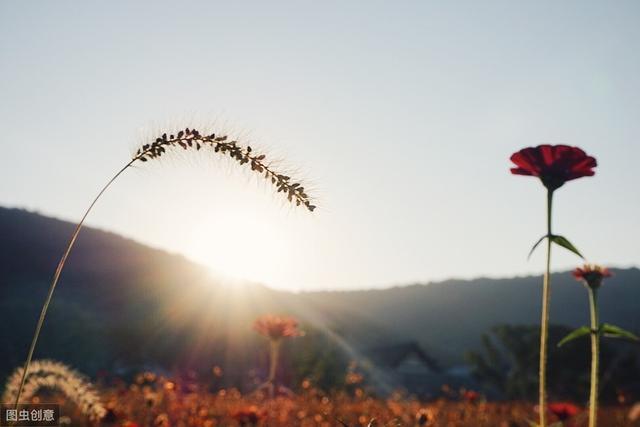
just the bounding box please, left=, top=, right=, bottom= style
left=466, top=324, right=640, bottom=402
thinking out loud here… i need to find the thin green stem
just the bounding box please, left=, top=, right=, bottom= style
left=14, top=159, right=136, bottom=407
left=539, top=189, right=553, bottom=427
left=588, top=289, right=600, bottom=427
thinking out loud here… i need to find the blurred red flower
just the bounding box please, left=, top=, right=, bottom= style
left=231, top=405, right=266, bottom=426
left=510, top=145, right=597, bottom=191
left=573, top=264, right=612, bottom=289
left=253, top=314, right=303, bottom=340
left=548, top=402, right=581, bottom=421
left=462, top=390, right=480, bottom=403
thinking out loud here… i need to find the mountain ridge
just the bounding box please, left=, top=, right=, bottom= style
left=1, top=206, right=639, bottom=380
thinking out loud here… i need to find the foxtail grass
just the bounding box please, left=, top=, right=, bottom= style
left=4, top=360, right=106, bottom=421
left=15, top=128, right=316, bottom=406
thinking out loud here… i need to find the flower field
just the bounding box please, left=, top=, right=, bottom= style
left=71, top=375, right=636, bottom=427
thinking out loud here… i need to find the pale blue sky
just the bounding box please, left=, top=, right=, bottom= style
left=1, top=1, right=638, bottom=291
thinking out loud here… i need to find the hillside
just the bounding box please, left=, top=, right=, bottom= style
left=1, top=206, right=639, bottom=381
left=299, top=269, right=640, bottom=362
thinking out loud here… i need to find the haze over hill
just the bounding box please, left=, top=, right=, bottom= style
left=1, top=206, right=639, bottom=381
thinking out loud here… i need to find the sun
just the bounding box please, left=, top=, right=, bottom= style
left=181, top=208, right=293, bottom=286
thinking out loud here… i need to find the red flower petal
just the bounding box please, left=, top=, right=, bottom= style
left=253, top=314, right=303, bottom=340
left=510, top=167, right=535, bottom=176
left=573, top=264, right=612, bottom=289
left=548, top=402, right=581, bottom=420
left=509, top=144, right=597, bottom=190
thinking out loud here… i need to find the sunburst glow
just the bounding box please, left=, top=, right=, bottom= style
left=183, top=209, right=294, bottom=285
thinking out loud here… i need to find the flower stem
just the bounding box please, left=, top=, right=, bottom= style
left=539, top=189, right=553, bottom=427
left=588, top=288, right=600, bottom=427
left=267, top=339, right=281, bottom=398
left=14, top=159, right=135, bottom=407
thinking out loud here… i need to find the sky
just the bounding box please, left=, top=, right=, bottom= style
left=1, top=1, right=639, bottom=291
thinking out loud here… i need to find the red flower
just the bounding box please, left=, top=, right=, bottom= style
left=510, top=145, right=597, bottom=191
left=548, top=402, right=581, bottom=421
left=253, top=315, right=303, bottom=340
left=231, top=405, right=266, bottom=426
left=462, top=390, right=480, bottom=403
left=573, top=264, right=612, bottom=289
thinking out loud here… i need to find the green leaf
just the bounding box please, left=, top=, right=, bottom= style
left=528, top=235, right=548, bottom=260
left=601, top=323, right=640, bottom=341
left=550, top=235, right=584, bottom=259
left=557, top=326, right=591, bottom=347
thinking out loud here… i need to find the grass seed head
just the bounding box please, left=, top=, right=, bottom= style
left=3, top=360, right=106, bottom=421
left=134, top=128, right=316, bottom=212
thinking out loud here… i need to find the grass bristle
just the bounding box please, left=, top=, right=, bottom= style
left=3, top=360, right=106, bottom=421
left=134, top=127, right=316, bottom=212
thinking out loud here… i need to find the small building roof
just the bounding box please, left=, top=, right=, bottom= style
left=367, top=341, right=441, bottom=373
